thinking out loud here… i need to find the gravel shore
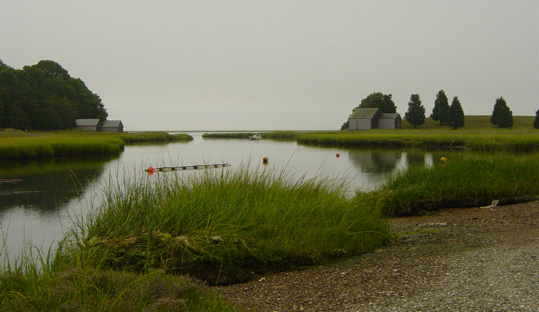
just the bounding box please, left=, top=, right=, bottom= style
left=214, top=201, right=539, bottom=311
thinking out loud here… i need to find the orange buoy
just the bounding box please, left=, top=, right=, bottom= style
left=262, top=156, right=269, bottom=166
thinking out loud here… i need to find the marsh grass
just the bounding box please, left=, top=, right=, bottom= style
left=0, top=235, right=240, bottom=311
left=0, top=131, right=193, bottom=160
left=76, top=167, right=391, bottom=285
left=297, top=131, right=539, bottom=152
left=372, top=153, right=539, bottom=216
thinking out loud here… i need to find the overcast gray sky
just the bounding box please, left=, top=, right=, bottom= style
left=2, top=1, right=538, bottom=131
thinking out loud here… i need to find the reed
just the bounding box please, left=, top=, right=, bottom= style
left=297, top=130, right=539, bottom=152
left=0, top=132, right=193, bottom=160
left=371, top=153, right=539, bottom=216
left=0, top=241, right=240, bottom=311
left=75, top=167, right=391, bottom=285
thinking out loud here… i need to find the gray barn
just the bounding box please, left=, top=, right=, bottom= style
left=379, top=113, right=402, bottom=129
left=348, top=108, right=402, bottom=130
left=102, top=120, right=124, bottom=133
left=348, top=108, right=381, bottom=130
left=75, top=119, right=102, bottom=132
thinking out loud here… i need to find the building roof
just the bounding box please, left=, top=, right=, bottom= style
left=349, top=108, right=380, bottom=119
left=380, top=113, right=401, bottom=119
left=102, top=120, right=123, bottom=128
left=76, top=119, right=101, bottom=126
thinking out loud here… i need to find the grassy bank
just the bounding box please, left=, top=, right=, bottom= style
left=0, top=261, right=240, bottom=311
left=0, top=130, right=193, bottom=160
left=297, top=131, right=539, bottom=152
left=75, top=167, right=390, bottom=285
left=367, top=153, right=539, bottom=216
left=202, top=117, right=539, bottom=152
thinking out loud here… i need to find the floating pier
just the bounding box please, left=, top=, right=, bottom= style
left=0, top=179, right=23, bottom=184
left=146, top=163, right=231, bottom=174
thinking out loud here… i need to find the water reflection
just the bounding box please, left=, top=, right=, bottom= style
left=347, top=148, right=433, bottom=173
left=348, top=149, right=403, bottom=172
left=0, top=155, right=116, bottom=214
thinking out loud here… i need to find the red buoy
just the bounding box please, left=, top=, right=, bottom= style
left=147, top=166, right=154, bottom=175
left=336, top=153, right=340, bottom=158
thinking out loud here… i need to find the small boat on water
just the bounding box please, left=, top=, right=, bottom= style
left=249, top=134, right=262, bottom=140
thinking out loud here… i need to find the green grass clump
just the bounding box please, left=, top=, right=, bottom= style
left=77, top=168, right=390, bottom=285
left=0, top=265, right=240, bottom=311
left=371, top=153, right=539, bottom=216
left=115, top=132, right=193, bottom=144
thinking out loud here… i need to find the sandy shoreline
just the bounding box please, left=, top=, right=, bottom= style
left=214, top=201, right=539, bottom=311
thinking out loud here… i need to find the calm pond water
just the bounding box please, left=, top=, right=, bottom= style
left=0, top=132, right=441, bottom=263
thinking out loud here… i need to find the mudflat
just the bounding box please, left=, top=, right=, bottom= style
left=215, top=201, right=539, bottom=311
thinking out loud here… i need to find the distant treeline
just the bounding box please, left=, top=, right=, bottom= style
left=0, top=60, right=107, bottom=131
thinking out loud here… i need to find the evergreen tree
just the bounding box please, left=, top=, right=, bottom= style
left=447, top=97, right=465, bottom=130
left=431, top=90, right=449, bottom=125
left=491, top=97, right=508, bottom=126
left=497, top=104, right=513, bottom=128
left=533, top=109, right=539, bottom=129
left=404, top=94, right=425, bottom=128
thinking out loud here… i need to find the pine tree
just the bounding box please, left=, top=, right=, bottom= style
left=533, top=109, right=539, bottom=129
left=491, top=97, right=508, bottom=126
left=404, top=94, right=425, bottom=128
left=447, top=97, right=464, bottom=130
left=432, top=90, right=449, bottom=125
left=497, top=105, right=513, bottom=128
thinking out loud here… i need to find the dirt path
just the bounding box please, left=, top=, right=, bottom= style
left=214, top=201, right=539, bottom=311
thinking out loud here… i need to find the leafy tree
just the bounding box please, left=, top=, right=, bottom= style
left=404, top=94, right=425, bottom=128
left=431, top=90, right=449, bottom=125
left=447, top=96, right=464, bottom=130
left=0, top=60, right=107, bottom=130
left=0, top=99, right=4, bottom=128
left=491, top=97, right=508, bottom=126
left=357, top=92, right=397, bottom=113
left=497, top=104, right=513, bottom=128
left=533, top=109, right=539, bottom=129
left=341, top=120, right=349, bottom=130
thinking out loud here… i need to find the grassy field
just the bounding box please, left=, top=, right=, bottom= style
left=0, top=129, right=193, bottom=160
left=297, top=116, right=539, bottom=151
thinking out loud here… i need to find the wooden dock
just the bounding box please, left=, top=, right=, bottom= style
left=0, top=179, right=23, bottom=184
left=146, top=163, right=231, bottom=174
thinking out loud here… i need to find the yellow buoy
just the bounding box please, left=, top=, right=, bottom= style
left=262, top=156, right=269, bottom=166
left=440, top=157, right=447, bottom=166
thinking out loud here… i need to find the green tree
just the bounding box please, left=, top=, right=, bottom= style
left=0, top=60, right=108, bottom=130
left=447, top=96, right=464, bottom=130
left=533, top=109, right=539, bottom=129
left=491, top=97, right=508, bottom=126
left=404, top=94, right=425, bottom=128
left=431, top=90, right=449, bottom=125
left=497, top=104, right=513, bottom=128
left=0, top=99, right=5, bottom=128
left=357, top=92, right=397, bottom=113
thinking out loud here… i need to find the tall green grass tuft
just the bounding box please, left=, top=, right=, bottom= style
left=0, top=238, right=241, bottom=311
left=371, top=153, right=539, bottom=216
left=76, top=167, right=391, bottom=285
